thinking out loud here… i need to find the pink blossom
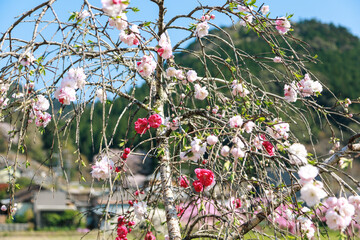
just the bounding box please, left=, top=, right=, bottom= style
left=243, top=121, right=255, bottom=133
left=196, top=21, right=209, bottom=38
left=120, top=25, right=140, bottom=46
left=96, top=88, right=107, bottom=103
left=237, top=5, right=253, bottom=12
left=229, top=115, right=243, bottom=128
left=54, top=86, right=76, bottom=105
left=276, top=17, right=291, bottom=35
left=232, top=81, right=250, bottom=97
left=35, top=95, right=50, bottom=111
left=260, top=5, right=270, bottom=15
left=300, top=181, right=327, bottom=207
left=298, top=164, right=318, bottom=184
left=109, top=13, right=128, bottom=30
left=284, top=82, right=297, bottom=103
left=67, top=67, right=87, bottom=89
left=231, top=147, right=245, bottom=158
left=194, top=84, right=208, bottom=100
left=233, top=199, right=242, bottom=208
left=78, top=10, right=90, bottom=20
left=148, top=114, right=162, bottom=128
left=101, top=0, right=128, bottom=17
left=186, top=70, right=197, bottom=83
left=91, top=156, right=114, bottom=180
left=35, top=112, right=51, bottom=128
left=206, top=135, right=218, bottom=145
left=221, top=146, right=230, bottom=157
left=273, top=56, right=282, bottom=63
left=134, top=118, right=150, bottom=134
left=157, top=33, right=173, bottom=59
left=137, top=55, right=157, bottom=78
left=239, top=14, right=253, bottom=27
left=20, top=53, right=35, bottom=66
left=166, top=67, right=177, bottom=78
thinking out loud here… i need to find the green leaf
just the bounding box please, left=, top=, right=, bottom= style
left=224, top=161, right=231, bottom=171
left=131, top=7, right=140, bottom=12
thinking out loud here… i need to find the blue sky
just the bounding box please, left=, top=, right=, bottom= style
left=0, top=0, right=359, bottom=39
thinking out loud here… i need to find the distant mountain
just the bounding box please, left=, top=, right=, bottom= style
left=41, top=20, right=360, bottom=161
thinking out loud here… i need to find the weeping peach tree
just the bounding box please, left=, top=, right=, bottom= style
left=0, top=0, right=360, bottom=239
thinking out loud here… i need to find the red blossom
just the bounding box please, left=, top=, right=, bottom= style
left=148, top=114, right=162, bottom=128
left=179, top=176, right=189, bottom=188
left=124, top=148, right=131, bottom=154
left=262, top=141, right=274, bottom=156
left=117, top=225, right=128, bottom=238
left=134, top=118, right=150, bottom=134
left=194, top=168, right=215, bottom=187
left=144, top=231, right=156, bottom=240
left=233, top=198, right=242, bottom=208
left=193, top=180, right=203, bottom=192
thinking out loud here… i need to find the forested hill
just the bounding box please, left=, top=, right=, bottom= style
left=177, top=19, right=360, bottom=101
left=39, top=20, right=360, bottom=164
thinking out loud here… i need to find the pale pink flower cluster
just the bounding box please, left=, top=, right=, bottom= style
left=298, top=164, right=318, bottom=185
left=137, top=55, right=156, bottom=78
left=229, top=115, right=243, bottom=128
left=54, top=67, right=86, bottom=105
left=232, top=80, right=249, bottom=97
left=165, top=117, right=179, bottom=131
left=96, top=88, right=107, bottom=103
left=285, top=74, right=323, bottom=103
left=201, top=14, right=215, bottom=22
left=20, top=53, right=36, bottom=66
left=266, top=118, right=290, bottom=139
left=0, top=82, right=10, bottom=108
left=273, top=56, right=282, bottom=63
left=284, top=82, right=297, bottom=103
left=275, top=17, right=291, bottom=34
left=180, top=137, right=206, bottom=162
left=91, top=156, right=114, bottom=180
left=78, top=10, right=90, bottom=20
left=300, top=181, right=327, bottom=207
left=344, top=98, right=351, bottom=107
left=194, top=84, right=208, bottom=100
left=196, top=21, right=209, bottom=38
left=237, top=5, right=253, bottom=12
left=260, top=5, right=270, bottom=15
left=239, top=14, right=253, bottom=27
left=133, top=201, right=147, bottom=220
left=120, top=25, right=140, bottom=46
left=349, top=196, right=360, bottom=223
left=101, top=0, right=128, bottom=17
left=157, top=33, right=173, bottom=59
left=297, top=74, right=323, bottom=97
left=299, top=165, right=326, bottom=207
left=230, top=137, right=246, bottom=159
left=186, top=70, right=197, bottom=83
left=288, top=143, right=308, bottom=165
left=243, top=121, right=255, bottom=133
left=29, top=94, right=51, bottom=128
left=207, top=135, right=218, bottom=145
left=272, top=205, right=316, bottom=239
left=324, top=197, right=355, bottom=230
left=109, top=13, right=128, bottom=30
